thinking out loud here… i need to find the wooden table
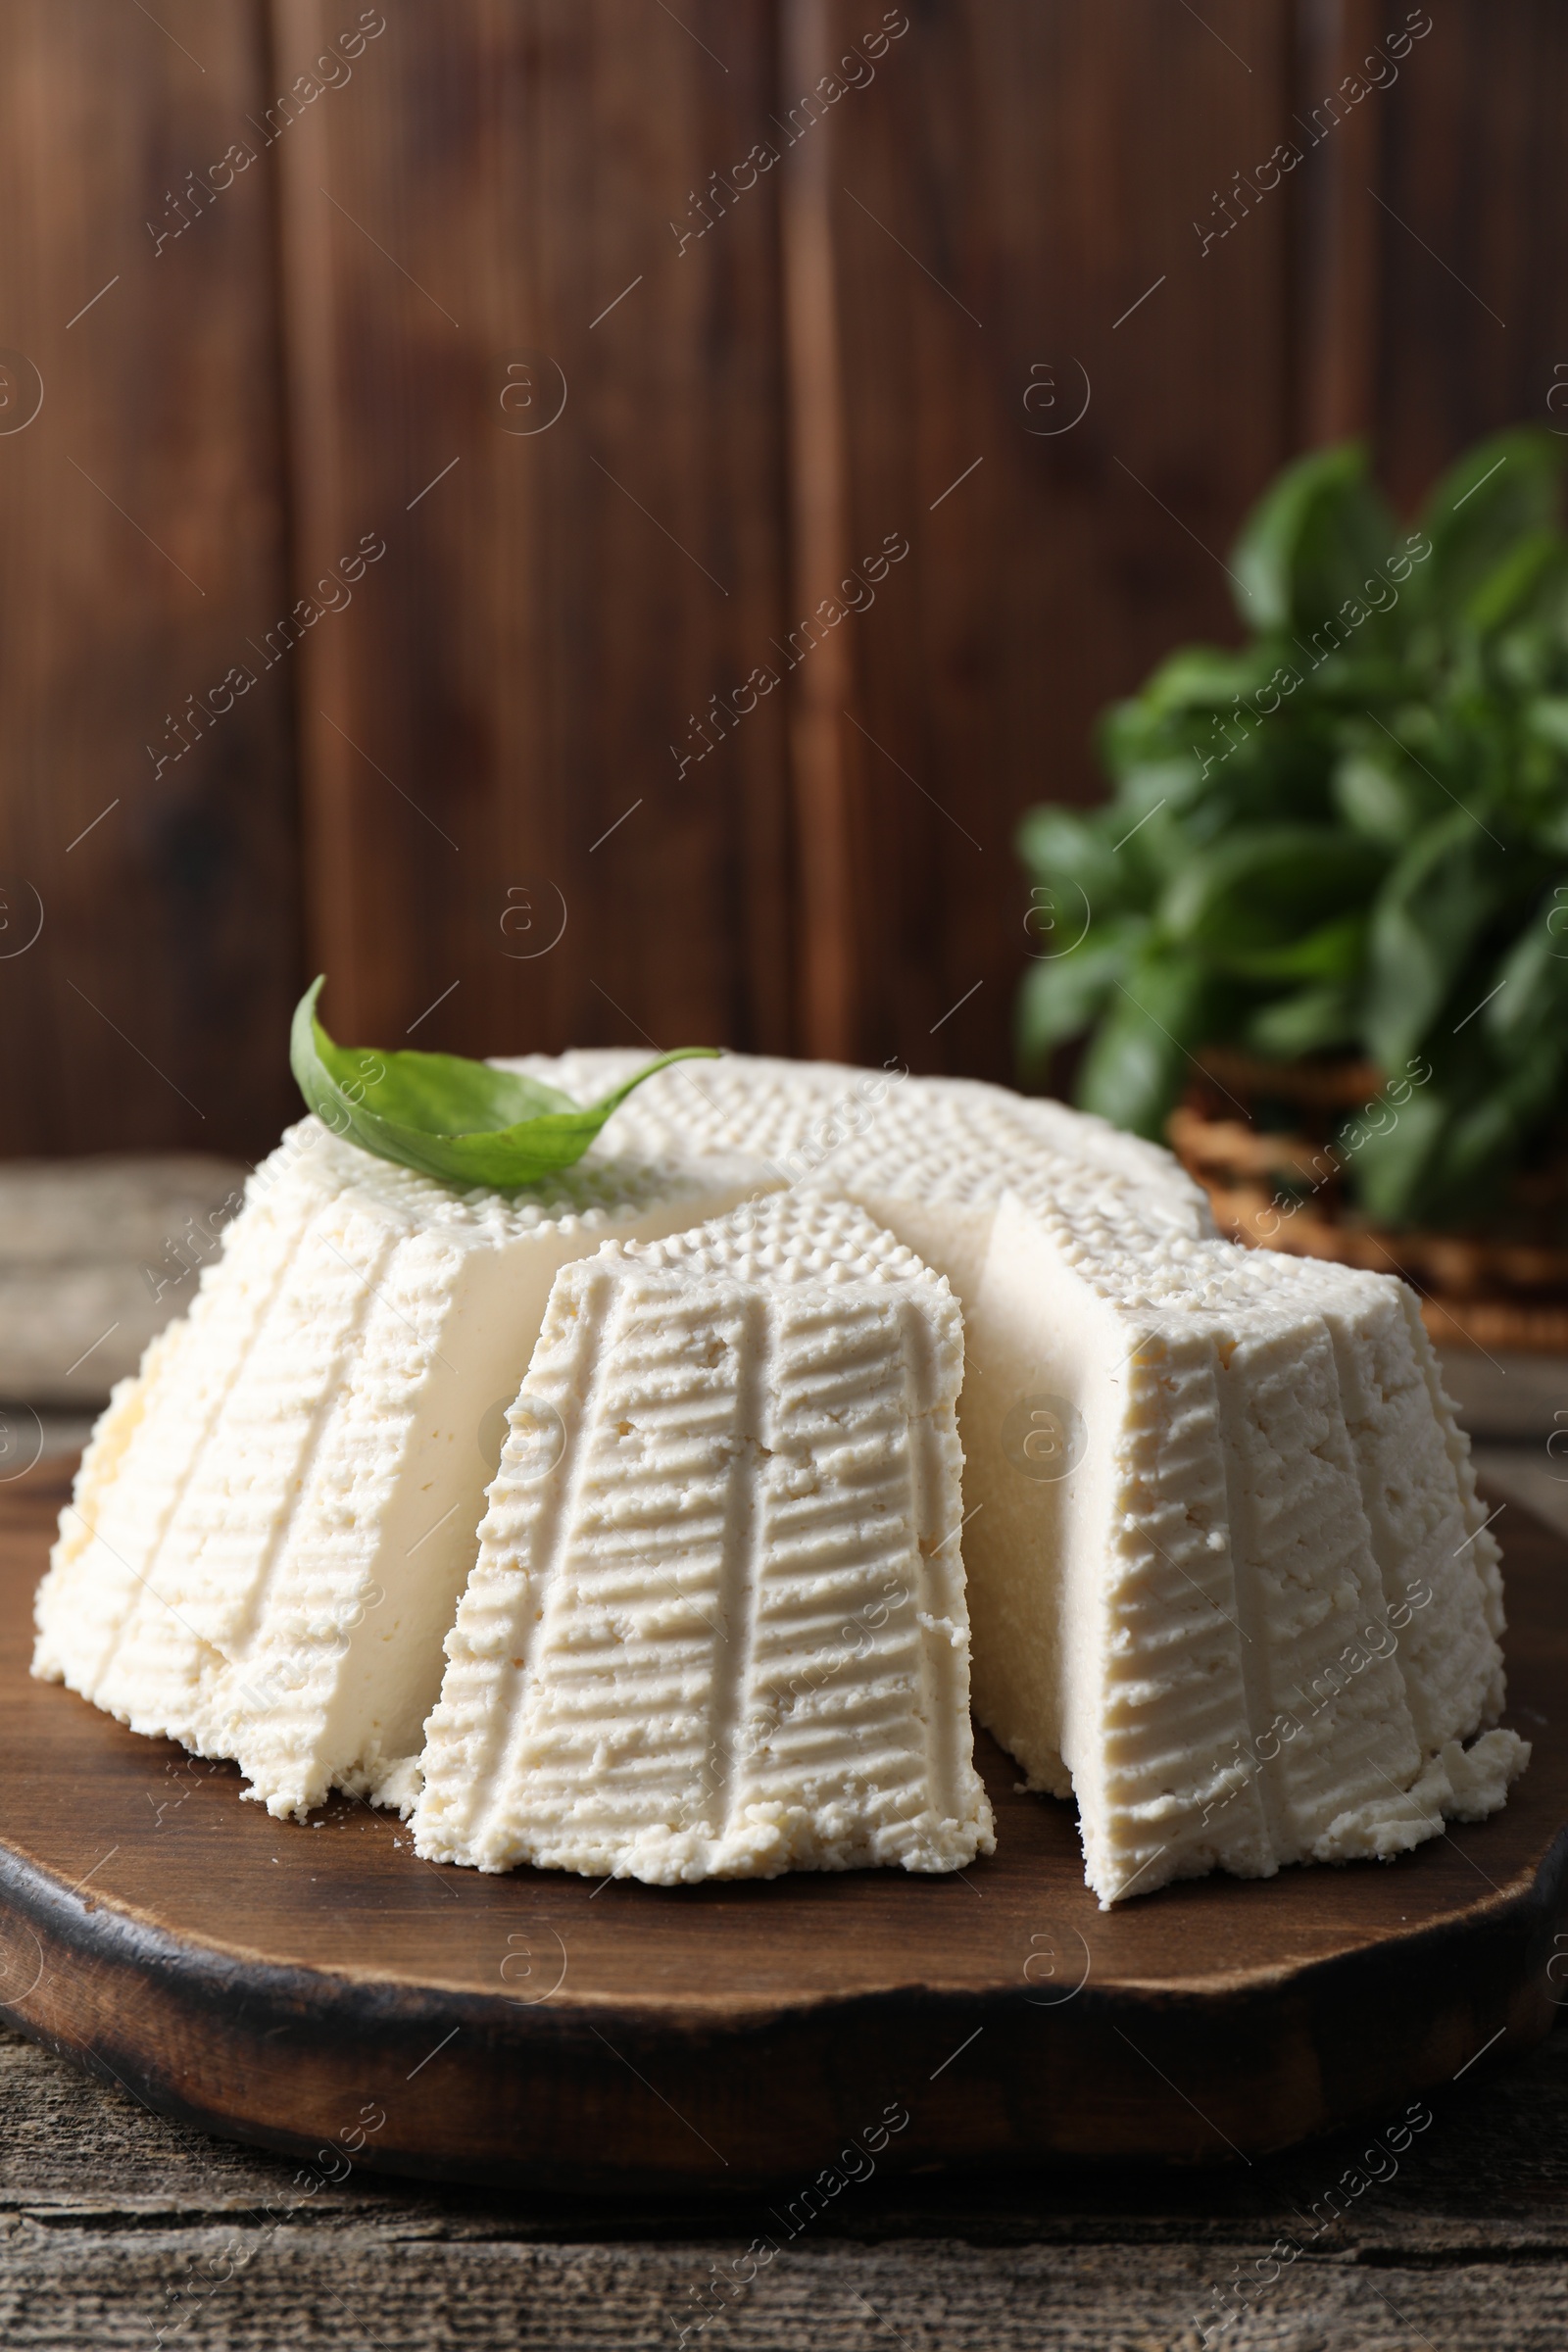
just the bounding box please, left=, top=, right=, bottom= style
left=5, top=1462, right=1563, bottom=2349
left=1, top=2014, right=1563, bottom=2349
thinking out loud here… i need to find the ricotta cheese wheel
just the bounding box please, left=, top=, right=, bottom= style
left=37, top=1050, right=1528, bottom=1904
left=414, top=1192, right=994, bottom=1881
left=33, top=1120, right=774, bottom=1819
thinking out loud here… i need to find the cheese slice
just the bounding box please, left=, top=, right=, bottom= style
left=958, top=1189, right=1528, bottom=1904
left=33, top=1119, right=773, bottom=1818
left=414, top=1192, right=994, bottom=1881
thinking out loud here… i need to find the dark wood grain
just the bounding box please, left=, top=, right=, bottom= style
left=1290, top=0, right=1387, bottom=446
left=0, top=1461, right=1560, bottom=2197
left=2, top=2012, right=1568, bottom=2349
left=780, top=0, right=859, bottom=1062
left=0, top=0, right=302, bottom=1160
left=1369, top=0, right=1568, bottom=512
left=271, top=0, right=796, bottom=1063
left=793, top=0, right=1295, bottom=1082
left=5, top=3, right=1564, bottom=1144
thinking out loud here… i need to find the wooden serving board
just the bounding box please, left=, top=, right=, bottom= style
left=0, top=1459, right=1562, bottom=2193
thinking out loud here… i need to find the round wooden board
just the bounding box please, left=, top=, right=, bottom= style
left=0, top=1460, right=1562, bottom=2193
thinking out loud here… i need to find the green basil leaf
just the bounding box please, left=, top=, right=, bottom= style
left=290, top=977, right=718, bottom=1190
left=1484, top=898, right=1568, bottom=1045
left=1332, top=751, right=1438, bottom=846
left=1418, top=427, right=1565, bottom=624
left=1347, top=1085, right=1448, bottom=1227
left=1525, top=696, right=1568, bottom=758
left=1463, top=530, right=1568, bottom=640
left=1073, top=956, right=1230, bottom=1140
left=1159, top=826, right=1385, bottom=977
left=1098, top=659, right=1303, bottom=804
left=1134, top=645, right=1278, bottom=717
left=1364, top=815, right=1513, bottom=1069
left=1111, top=759, right=1208, bottom=822
left=1015, top=806, right=1140, bottom=921
left=1015, top=917, right=1148, bottom=1082
left=1244, top=983, right=1360, bottom=1061
left=1435, top=1040, right=1565, bottom=1216
left=1231, top=442, right=1399, bottom=636
left=1495, top=623, right=1568, bottom=702
left=1097, top=697, right=1183, bottom=782
left=1242, top=912, right=1367, bottom=984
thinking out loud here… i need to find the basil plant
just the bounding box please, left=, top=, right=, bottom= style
left=1016, top=428, right=1568, bottom=1231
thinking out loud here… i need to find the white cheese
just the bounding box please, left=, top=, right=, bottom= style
left=414, top=1192, right=994, bottom=1881
left=507, top=1053, right=1527, bottom=1904
left=33, top=1119, right=773, bottom=1818
left=958, top=1190, right=1528, bottom=1904
left=498, top=1050, right=1213, bottom=1295
left=40, top=1048, right=1526, bottom=1905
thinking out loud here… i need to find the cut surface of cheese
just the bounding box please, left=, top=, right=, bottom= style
left=33, top=1120, right=773, bottom=1819
left=414, top=1192, right=994, bottom=1881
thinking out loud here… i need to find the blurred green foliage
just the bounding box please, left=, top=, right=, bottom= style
left=1015, top=429, right=1568, bottom=1230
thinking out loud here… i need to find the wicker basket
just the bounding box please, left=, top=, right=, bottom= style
left=1168, top=1051, right=1568, bottom=1353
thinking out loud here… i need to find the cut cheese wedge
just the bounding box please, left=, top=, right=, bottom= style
left=33, top=1120, right=772, bottom=1818
left=959, top=1191, right=1527, bottom=1904
left=413, top=1192, right=994, bottom=1881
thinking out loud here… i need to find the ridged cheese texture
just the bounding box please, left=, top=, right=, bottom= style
left=493, top=1052, right=1529, bottom=1904
left=500, top=1049, right=1213, bottom=1304
left=414, top=1193, right=994, bottom=1881
left=32, top=1120, right=773, bottom=1818
left=962, top=1192, right=1526, bottom=1904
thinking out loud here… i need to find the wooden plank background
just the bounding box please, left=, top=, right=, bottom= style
left=273, top=0, right=796, bottom=1060
left=0, top=0, right=1557, bottom=1153
left=813, top=0, right=1293, bottom=1071
left=0, top=0, right=301, bottom=1158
